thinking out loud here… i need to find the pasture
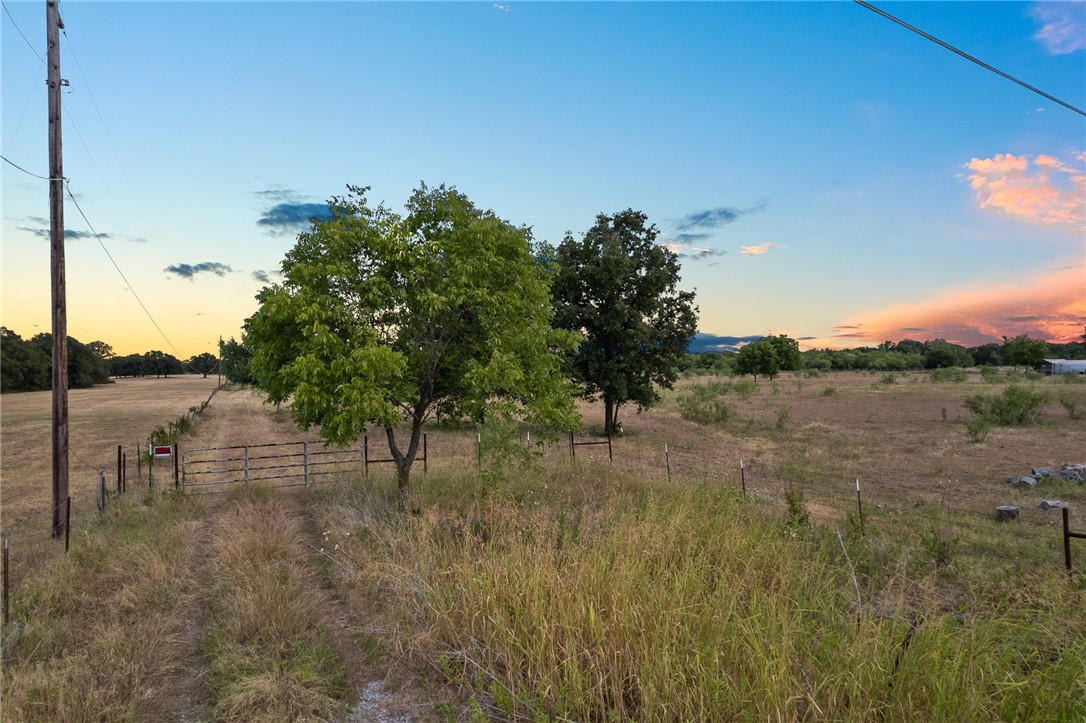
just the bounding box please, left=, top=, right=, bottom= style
left=2, top=369, right=1084, bottom=721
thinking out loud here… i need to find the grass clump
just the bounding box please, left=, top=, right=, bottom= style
left=964, top=384, right=1049, bottom=425
left=964, top=416, right=992, bottom=442
left=1059, top=393, right=1084, bottom=419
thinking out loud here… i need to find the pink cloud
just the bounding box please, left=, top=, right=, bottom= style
left=806, top=264, right=1086, bottom=349
left=964, top=152, right=1085, bottom=229
left=741, top=242, right=775, bottom=257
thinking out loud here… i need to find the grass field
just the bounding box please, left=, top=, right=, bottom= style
left=2, top=370, right=1084, bottom=720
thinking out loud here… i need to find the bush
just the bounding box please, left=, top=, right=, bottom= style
left=775, top=407, right=791, bottom=430
left=1060, top=372, right=1085, bottom=384
left=785, top=482, right=810, bottom=528
left=964, top=384, right=1049, bottom=425
left=677, top=384, right=733, bottom=425
left=733, top=379, right=757, bottom=399
left=822, top=386, right=836, bottom=397
left=930, top=368, right=967, bottom=383
left=880, top=373, right=897, bottom=385
left=1059, top=394, right=1083, bottom=420
left=980, top=366, right=1001, bottom=384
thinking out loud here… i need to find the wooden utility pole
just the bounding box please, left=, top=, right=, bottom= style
left=47, top=0, right=69, bottom=539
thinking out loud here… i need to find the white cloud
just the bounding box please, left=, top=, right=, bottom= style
left=964, top=152, right=1085, bottom=229
left=1029, top=3, right=1086, bottom=55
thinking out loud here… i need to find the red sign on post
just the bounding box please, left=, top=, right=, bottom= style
left=152, top=445, right=173, bottom=458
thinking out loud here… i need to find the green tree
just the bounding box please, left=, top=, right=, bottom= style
left=219, top=337, right=253, bottom=384
left=735, top=338, right=780, bottom=381
left=0, top=327, right=51, bottom=392
left=1001, top=335, right=1048, bottom=369
left=764, top=335, right=801, bottom=372
left=187, top=352, right=219, bottom=378
left=245, top=183, right=579, bottom=510
left=551, top=209, right=698, bottom=435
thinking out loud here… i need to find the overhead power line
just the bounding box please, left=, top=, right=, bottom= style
left=854, top=0, right=1086, bottom=117
left=0, top=153, right=62, bottom=181
left=63, top=180, right=185, bottom=359
left=2, top=0, right=45, bottom=63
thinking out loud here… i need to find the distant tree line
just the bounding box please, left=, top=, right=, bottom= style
left=1, top=328, right=111, bottom=392
left=679, top=334, right=1086, bottom=379
left=1, top=326, right=225, bottom=392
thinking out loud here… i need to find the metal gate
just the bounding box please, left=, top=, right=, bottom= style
left=181, top=441, right=360, bottom=495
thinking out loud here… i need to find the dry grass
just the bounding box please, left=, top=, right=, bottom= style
left=1, top=376, right=219, bottom=587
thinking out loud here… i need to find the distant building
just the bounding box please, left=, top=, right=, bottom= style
left=1042, top=359, right=1086, bottom=375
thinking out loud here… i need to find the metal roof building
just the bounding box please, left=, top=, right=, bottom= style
left=1042, top=359, right=1086, bottom=374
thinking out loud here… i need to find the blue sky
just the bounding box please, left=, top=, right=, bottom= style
left=3, top=1, right=1084, bottom=358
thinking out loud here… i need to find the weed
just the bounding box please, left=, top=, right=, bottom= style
left=785, top=482, right=810, bottom=528
left=823, top=386, right=837, bottom=397
left=677, top=384, right=733, bottom=426
left=1059, top=372, right=1085, bottom=384
left=881, top=373, right=898, bottom=385
left=1058, top=394, right=1083, bottom=419
left=980, top=366, right=1001, bottom=384
left=775, top=407, right=791, bottom=430
left=919, top=524, right=958, bottom=568
left=964, top=417, right=992, bottom=443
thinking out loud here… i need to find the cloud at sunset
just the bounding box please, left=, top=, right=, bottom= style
left=1029, top=3, right=1086, bottom=55
left=964, top=152, right=1085, bottom=229
left=741, top=242, right=776, bottom=257
left=807, top=264, right=1086, bottom=349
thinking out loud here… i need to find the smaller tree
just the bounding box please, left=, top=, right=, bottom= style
left=1001, top=335, right=1048, bottom=369
left=552, top=209, right=698, bottom=434
left=735, top=338, right=780, bottom=381
left=187, top=352, right=219, bottom=378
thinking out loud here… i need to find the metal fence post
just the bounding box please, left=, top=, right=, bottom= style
left=116, top=444, right=122, bottom=493
left=665, top=443, right=671, bottom=484
left=740, top=457, right=747, bottom=497
left=363, top=435, right=368, bottom=479
left=174, top=443, right=179, bottom=489
left=607, top=433, right=613, bottom=462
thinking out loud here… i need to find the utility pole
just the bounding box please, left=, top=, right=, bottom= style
left=47, top=0, right=69, bottom=539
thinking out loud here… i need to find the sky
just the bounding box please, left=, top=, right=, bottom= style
left=2, top=0, right=1084, bottom=359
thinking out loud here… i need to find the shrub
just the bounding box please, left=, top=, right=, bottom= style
left=964, top=417, right=991, bottom=443
left=822, top=386, right=836, bottom=397
left=677, top=384, right=733, bottom=425
left=920, top=524, right=958, bottom=568
left=980, top=366, right=1001, bottom=384
left=880, top=373, right=897, bottom=385
left=1060, top=372, right=1085, bottom=384
left=785, top=482, right=810, bottom=528
left=964, top=384, right=1049, bottom=425
left=1059, top=394, right=1083, bottom=420
left=930, top=368, right=967, bottom=383
left=733, top=379, right=757, bottom=399
left=775, top=407, right=791, bottom=430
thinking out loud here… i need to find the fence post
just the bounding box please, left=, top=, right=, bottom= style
left=181, top=448, right=186, bottom=494
left=3, top=537, right=9, bottom=626
left=304, top=441, right=310, bottom=488
left=1065, top=507, right=1074, bottom=579
left=855, top=478, right=865, bottom=536
left=122, top=453, right=127, bottom=494
left=97, top=473, right=106, bottom=511
left=137, top=441, right=142, bottom=481
left=174, top=443, right=179, bottom=489
left=569, top=431, right=575, bottom=459
left=244, top=446, right=249, bottom=486
left=665, top=443, right=671, bottom=484
left=740, top=458, right=746, bottom=497
left=477, top=433, right=482, bottom=469
left=117, top=444, right=122, bottom=493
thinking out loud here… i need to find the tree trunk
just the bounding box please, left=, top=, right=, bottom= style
left=386, top=417, right=423, bottom=513
left=604, top=395, right=614, bottom=436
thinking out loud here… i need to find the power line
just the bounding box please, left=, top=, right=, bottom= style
left=854, top=0, right=1086, bottom=118
left=0, top=153, right=62, bottom=181
left=4, top=62, right=45, bottom=157
left=62, top=26, right=127, bottom=184
left=1, top=0, right=45, bottom=64
left=63, top=179, right=185, bottom=360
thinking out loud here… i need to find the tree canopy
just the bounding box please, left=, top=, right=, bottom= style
left=244, top=183, right=580, bottom=509
left=551, top=209, right=698, bottom=435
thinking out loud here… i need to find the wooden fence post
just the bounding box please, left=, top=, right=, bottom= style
left=97, top=472, right=106, bottom=511
left=3, top=537, right=10, bottom=626
left=116, top=444, right=122, bottom=493
left=665, top=443, right=671, bottom=484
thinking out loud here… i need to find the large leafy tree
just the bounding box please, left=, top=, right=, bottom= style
left=552, top=209, right=698, bottom=435
left=245, top=183, right=580, bottom=510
